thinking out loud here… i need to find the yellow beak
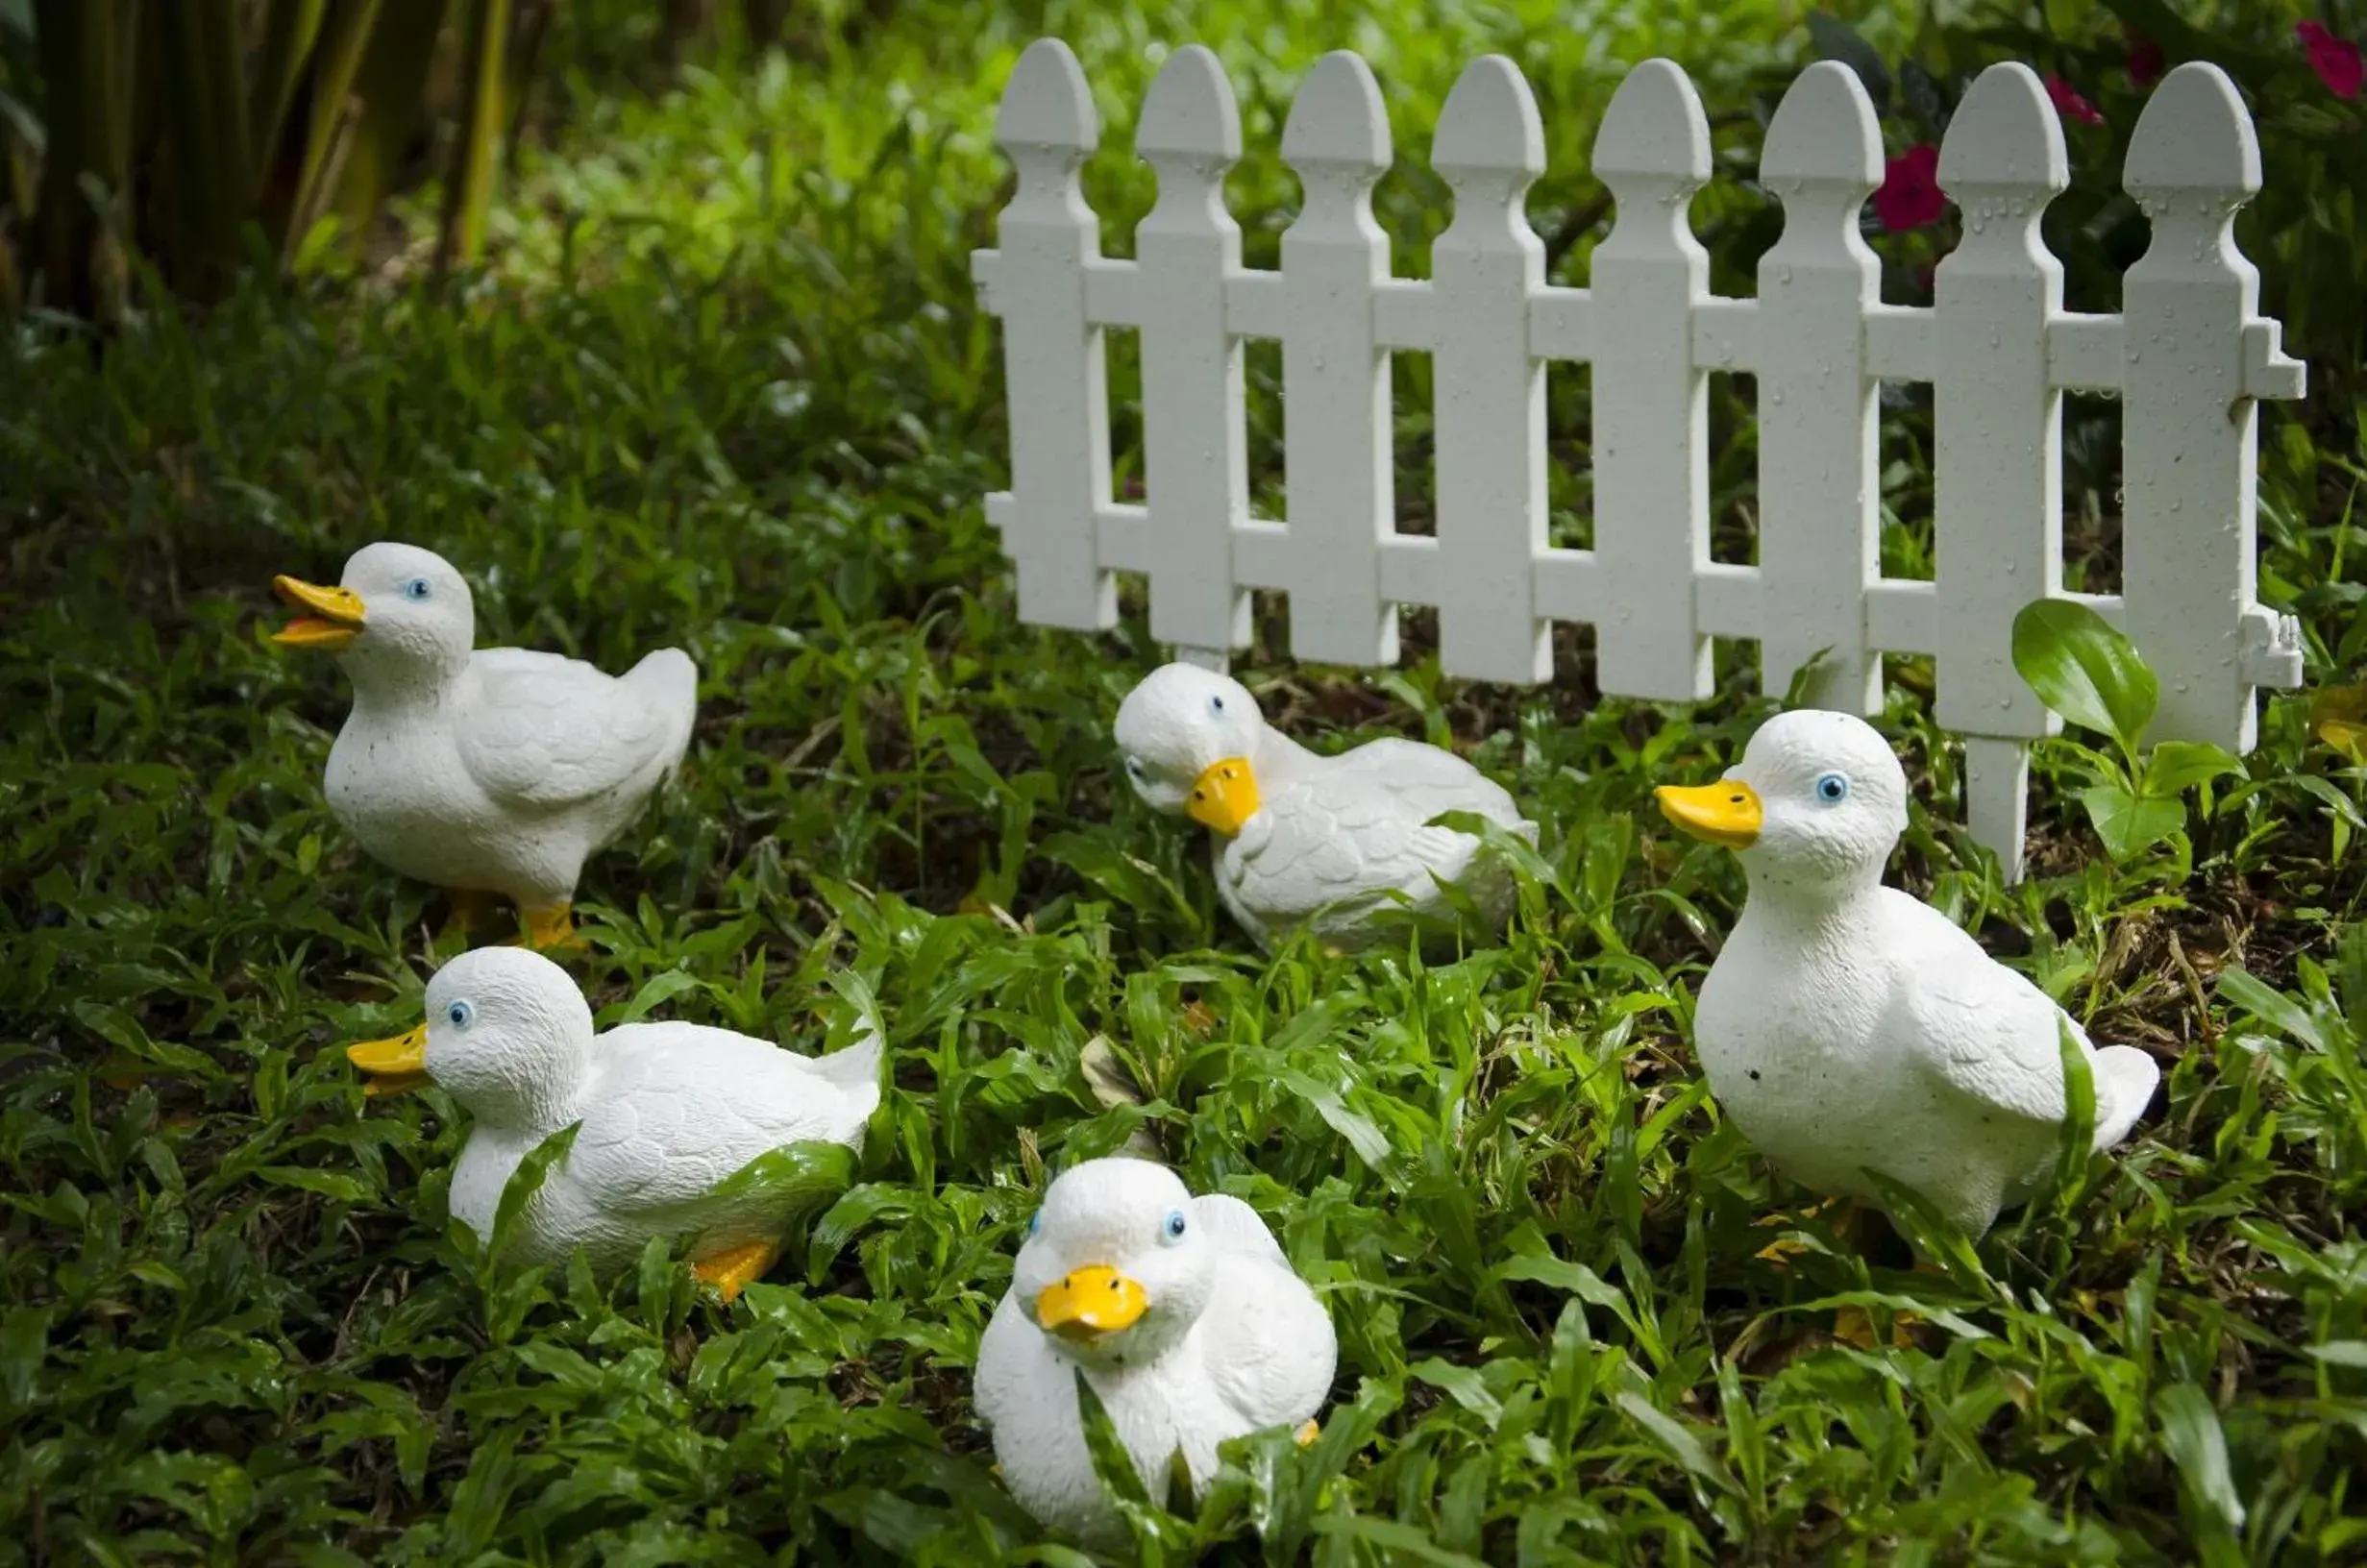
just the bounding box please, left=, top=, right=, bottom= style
left=1187, top=756, right=1260, bottom=836
left=346, top=1022, right=431, bottom=1097
left=272, top=576, right=365, bottom=649
left=1035, top=1264, right=1148, bottom=1341
left=1654, top=779, right=1763, bottom=849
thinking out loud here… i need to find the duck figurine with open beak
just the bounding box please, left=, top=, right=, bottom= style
left=271, top=541, right=698, bottom=950
left=345, top=946, right=881, bottom=1296
left=1113, top=663, right=1535, bottom=952
left=1655, top=708, right=2160, bottom=1245
left=973, top=1157, right=1334, bottom=1545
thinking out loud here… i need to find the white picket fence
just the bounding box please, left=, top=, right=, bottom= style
left=968, top=38, right=2307, bottom=881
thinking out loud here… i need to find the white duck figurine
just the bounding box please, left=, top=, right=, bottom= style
left=345, top=945, right=881, bottom=1296
left=273, top=541, right=698, bottom=950
left=1654, top=709, right=2160, bottom=1242
left=974, top=1157, right=1334, bottom=1545
left=1113, top=663, right=1534, bottom=951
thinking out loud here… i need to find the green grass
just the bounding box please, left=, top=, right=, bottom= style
left=5, top=0, right=2367, bottom=1561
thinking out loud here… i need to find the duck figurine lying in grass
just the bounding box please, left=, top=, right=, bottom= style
left=974, top=1157, right=1334, bottom=1545
left=273, top=542, right=698, bottom=950
left=1114, top=663, right=1534, bottom=952
left=345, top=946, right=880, bottom=1297
left=1655, top=709, right=2160, bottom=1244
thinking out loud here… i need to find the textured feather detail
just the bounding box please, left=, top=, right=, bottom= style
left=1189, top=1193, right=1287, bottom=1264
left=563, top=1023, right=874, bottom=1216
left=456, top=646, right=696, bottom=811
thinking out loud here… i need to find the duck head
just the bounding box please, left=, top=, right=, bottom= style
left=1654, top=709, right=1909, bottom=895
left=1013, top=1157, right=1219, bottom=1370
left=274, top=542, right=476, bottom=695
left=347, top=946, right=594, bottom=1130
left=1113, top=663, right=1270, bottom=837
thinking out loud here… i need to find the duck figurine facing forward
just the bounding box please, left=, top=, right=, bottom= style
left=1655, top=709, right=2159, bottom=1241
left=273, top=542, right=698, bottom=950
left=974, top=1158, right=1335, bottom=1545
left=345, top=946, right=880, bottom=1296
left=1114, top=663, right=1534, bottom=952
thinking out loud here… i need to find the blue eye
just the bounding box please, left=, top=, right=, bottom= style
left=445, top=999, right=474, bottom=1029
left=1814, top=772, right=1849, bottom=804
left=1208, top=695, right=1225, bottom=715
left=1161, top=1209, right=1188, bottom=1243
left=402, top=577, right=431, bottom=601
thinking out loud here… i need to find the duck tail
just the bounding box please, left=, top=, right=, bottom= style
left=2088, top=1044, right=2161, bottom=1152
left=627, top=647, right=701, bottom=776
left=815, top=1008, right=886, bottom=1121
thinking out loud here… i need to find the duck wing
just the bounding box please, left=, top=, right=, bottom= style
left=1337, top=738, right=1529, bottom=836
left=1251, top=750, right=1516, bottom=919
left=1194, top=1196, right=1336, bottom=1431
left=567, top=1024, right=875, bottom=1215
left=455, top=646, right=696, bottom=811
left=1882, top=891, right=2086, bottom=1126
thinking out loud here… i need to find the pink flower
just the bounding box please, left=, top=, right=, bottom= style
left=2299, top=20, right=2363, bottom=100
left=1874, top=143, right=1944, bottom=232
left=2127, top=30, right=2164, bottom=88
left=2045, top=73, right=2106, bottom=125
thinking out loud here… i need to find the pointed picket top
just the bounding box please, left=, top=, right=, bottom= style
left=2125, top=61, right=2258, bottom=204
left=1282, top=51, right=1391, bottom=173
left=1938, top=62, right=2066, bottom=198
left=997, top=37, right=1098, bottom=157
left=1138, top=43, right=1241, bottom=163
left=1761, top=60, right=1882, bottom=193
left=1592, top=58, right=1711, bottom=187
left=1433, top=55, right=1544, bottom=187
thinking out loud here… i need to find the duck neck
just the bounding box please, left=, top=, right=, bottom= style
left=1736, top=863, right=1883, bottom=942
left=1252, top=725, right=1313, bottom=782
left=340, top=652, right=461, bottom=718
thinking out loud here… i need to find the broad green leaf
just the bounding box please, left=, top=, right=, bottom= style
left=706, top=1139, right=856, bottom=1213
left=2155, top=1383, right=2246, bottom=1531
left=1409, top=1358, right=1503, bottom=1428
left=2142, top=740, right=2242, bottom=796
left=2012, top=598, right=2158, bottom=759
left=1615, top=1390, right=1738, bottom=1496
left=2079, top=783, right=2185, bottom=862
left=1072, top=1367, right=1171, bottom=1542
left=2048, top=1017, right=2097, bottom=1209
left=2306, top=1340, right=2367, bottom=1368
left=488, top=1120, right=581, bottom=1269
left=2215, top=968, right=2327, bottom=1052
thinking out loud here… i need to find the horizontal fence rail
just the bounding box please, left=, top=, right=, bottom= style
left=970, top=37, right=2306, bottom=880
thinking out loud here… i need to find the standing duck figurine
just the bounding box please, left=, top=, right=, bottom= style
left=1113, top=663, right=1534, bottom=952
left=974, top=1157, right=1335, bottom=1545
left=345, top=946, right=880, bottom=1296
left=1654, top=709, right=2160, bottom=1243
left=272, top=542, right=698, bottom=950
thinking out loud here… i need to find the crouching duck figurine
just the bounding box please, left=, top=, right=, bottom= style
left=1655, top=709, right=2160, bottom=1242
left=272, top=541, right=698, bottom=950
left=345, top=946, right=880, bottom=1296
left=1114, top=663, right=1534, bottom=952
left=974, top=1158, right=1335, bottom=1545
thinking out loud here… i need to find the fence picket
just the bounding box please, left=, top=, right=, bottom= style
left=1135, top=44, right=1251, bottom=664
left=1590, top=59, right=1715, bottom=702
left=1426, top=56, right=1550, bottom=683
left=1934, top=63, right=2069, bottom=881
left=2121, top=61, right=2305, bottom=753
left=974, top=38, right=1114, bottom=632
left=1753, top=61, right=1885, bottom=714
left=1275, top=52, right=1398, bottom=666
